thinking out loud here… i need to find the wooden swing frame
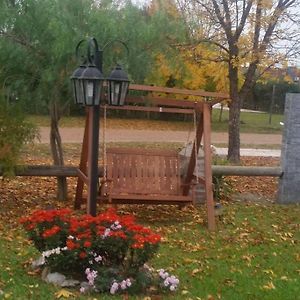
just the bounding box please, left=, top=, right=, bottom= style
left=74, top=84, right=229, bottom=231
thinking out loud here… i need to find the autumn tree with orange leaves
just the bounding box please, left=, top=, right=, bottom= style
left=177, top=0, right=300, bottom=162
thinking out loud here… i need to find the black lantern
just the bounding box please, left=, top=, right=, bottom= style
left=107, top=64, right=130, bottom=106
left=79, top=64, right=105, bottom=106
left=71, top=65, right=86, bottom=105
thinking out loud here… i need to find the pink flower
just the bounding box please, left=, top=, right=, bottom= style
left=110, top=282, right=119, bottom=294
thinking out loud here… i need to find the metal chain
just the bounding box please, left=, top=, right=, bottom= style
left=193, top=109, right=199, bottom=183
left=103, top=105, right=107, bottom=181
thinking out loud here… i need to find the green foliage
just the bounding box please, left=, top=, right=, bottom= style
left=248, top=81, right=300, bottom=113
left=0, top=0, right=186, bottom=115
left=0, top=99, right=38, bottom=176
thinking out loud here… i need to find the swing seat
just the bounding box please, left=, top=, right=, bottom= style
left=98, top=147, right=196, bottom=205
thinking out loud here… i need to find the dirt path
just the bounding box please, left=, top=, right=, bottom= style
left=37, top=127, right=282, bottom=145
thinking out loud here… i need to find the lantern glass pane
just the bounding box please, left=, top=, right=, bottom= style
left=108, top=81, right=121, bottom=106
left=72, top=80, right=77, bottom=104
left=75, top=80, right=84, bottom=104
left=119, top=82, right=129, bottom=106
left=84, top=80, right=94, bottom=105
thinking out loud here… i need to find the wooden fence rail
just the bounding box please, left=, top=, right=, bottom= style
left=0, top=165, right=283, bottom=177
left=212, top=166, right=283, bottom=177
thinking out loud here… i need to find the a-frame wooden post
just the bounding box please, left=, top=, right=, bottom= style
left=74, top=109, right=90, bottom=210
left=182, top=102, right=216, bottom=231
left=203, top=103, right=216, bottom=231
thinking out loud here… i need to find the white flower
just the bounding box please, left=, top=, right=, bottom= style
left=160, top=271, right=169, bottom=279
left=110, top=220, right=122, bottom=230
left=164, top=278, right=170, bottom=286
left=168, top=275, right=179, bottom=285
left=170, top=284, right=177, bottom=291
left=42, top=246, right=67, bottom=259
left=85, top=268, right=98, bottom=286
left=103, top=228, right=111, bottom=238
left=94, top=255, right=102, bottom=263
left=120, top=280, right=127, bottom=290
left=126, top=278, right=132, bottom=287
left=110, top=282, right=119, bottom=294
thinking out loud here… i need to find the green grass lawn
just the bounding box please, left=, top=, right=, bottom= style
left=0, top=203, right=299, bottom=300
left=212, top=109, right=284, bottom=133
left=27, top=109, right=284, bottom=134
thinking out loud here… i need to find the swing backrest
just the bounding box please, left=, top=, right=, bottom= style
left=106, top=148, right=182, bottom=196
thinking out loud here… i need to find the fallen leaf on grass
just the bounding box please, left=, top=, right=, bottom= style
left=191, top=268, right=201, bottom=276
left=27, top=269, right=41, bottom=276
left=223, top=278, right=236, bottom=287
left=262, top=281, right=276, bottom=290
left=55, top=289, right=75, bottom=298
left=280, top=276, right=288, bottom=281
left=263, top=269, right=275, bottom=277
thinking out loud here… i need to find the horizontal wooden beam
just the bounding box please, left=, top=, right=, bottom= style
left=126, top=95, right=202, bottom=109
left=212, top=166, right=283, bottom=177
left=0, top=165, right=103, bottom=177
left=0, top=165, right=282, bottom=178
left=129, top=84, right=229, bottom=99
left=101, top=104, right=195, bottom=114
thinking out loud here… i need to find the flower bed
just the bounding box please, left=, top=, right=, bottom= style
left=20, top=208, right=179, bottom=295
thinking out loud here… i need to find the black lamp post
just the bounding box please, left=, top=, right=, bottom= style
left=71, top=37, right=130, bottom=216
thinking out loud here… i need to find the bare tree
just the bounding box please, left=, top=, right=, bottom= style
left=177, top=0, right=300, bottom=162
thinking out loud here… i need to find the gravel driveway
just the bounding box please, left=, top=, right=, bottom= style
left=38, top=127, right=282, bottom=145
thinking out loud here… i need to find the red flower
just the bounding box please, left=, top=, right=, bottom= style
left=132, top=243, right=144, bottom=249
left=66, top=239, right=78, bottom=250
left=146, top=234, right=161, bottom=244
left=83, top=240, right=92, bottom=248
left=96, top=226, right=105, bottom=236
left=42, top=225, right=61, bottom=238
left=110, top=231, right=127, bottom=239
left=26, top=223, right=35, bottom=231
left=79, top=251, right=87, bottom=259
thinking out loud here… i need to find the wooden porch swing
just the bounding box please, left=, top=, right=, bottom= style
left=74, top=84, right=229, bottom=231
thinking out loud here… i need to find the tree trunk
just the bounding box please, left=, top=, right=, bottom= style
left=49, top=100, right=68, bottom=201
left=227, top=62, right=241, bottom=163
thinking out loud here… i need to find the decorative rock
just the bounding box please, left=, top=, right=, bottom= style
left=44, top=271, right=80, bottom=287
left=31, top=256, right=45, bottom=269
left=61, top=279, right=80, bottom=287
left=45, top=272, right=66, bottom=285
left=80, top=281, right=94, bottom=293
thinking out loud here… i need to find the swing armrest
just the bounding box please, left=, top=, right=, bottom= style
left=180, top=182, right=197, bottom=205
